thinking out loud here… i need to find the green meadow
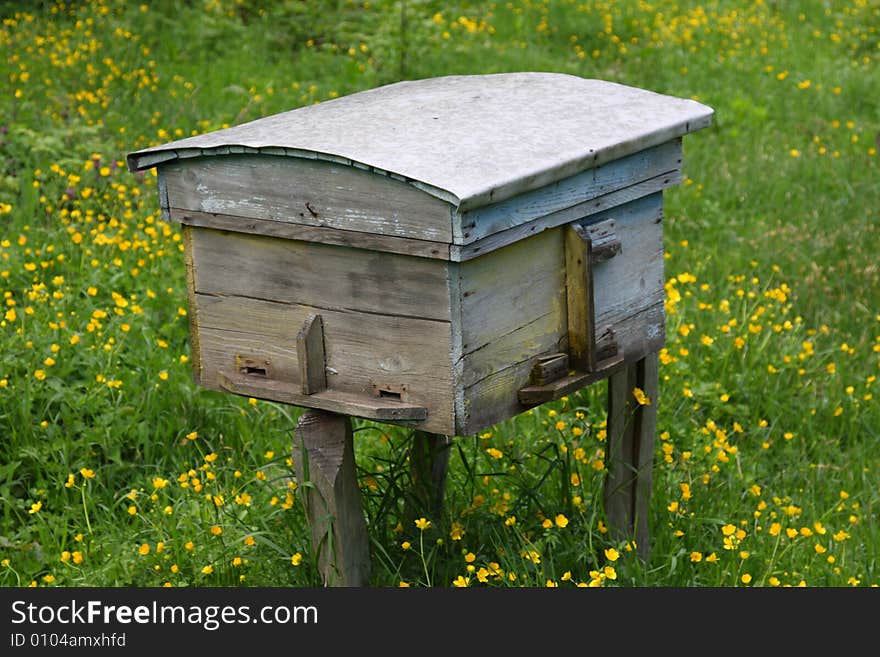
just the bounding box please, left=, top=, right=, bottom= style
left=0, top=0, right=877, bottom=588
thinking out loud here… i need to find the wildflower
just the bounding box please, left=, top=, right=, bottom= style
left=464, top=552, right=476, bottom=563
left=485, top=447, right=503, bottom=459
left=452, top=575, right=469, bottom=587
left=28, top=501, right=42, bottom=514
left=555, top=513, right=569, bottom=528
left=450, top=522, right=464, bottom=541
left=291, top=553, right=303, bottom=566
left=185, top=431, right=198, bottom=441
left=201, top=565, right=213, bottom=575
left=415, top=517, right=431, bottom=531
left=243, top=536, right=255, bottom=547
left=401, top=541, right=411, bottom=551
left=152, top=477, right=167, bottom=489
left=690, top=552, right=702, bottom=562
left=632, top=388, right=651, bottom=405
left=605, top=548, right=620, bottom=562
left=210, top=525, right=222, bottom=536
left=138, top=544, right=150, bottom=556
left=741, top=574, right=752, bottom=584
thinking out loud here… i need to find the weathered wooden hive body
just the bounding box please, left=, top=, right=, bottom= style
left=128, top=73, right=713, bottom=436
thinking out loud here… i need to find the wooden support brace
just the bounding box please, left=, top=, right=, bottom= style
left=297, top=313, right=327, bottom=395
left=603, top=352, right=658, bottom=560
left=406, top=431, right=452, bottom=522
left=292, top=410, right=371, bottom=586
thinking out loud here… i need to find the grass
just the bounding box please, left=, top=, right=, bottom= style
left=0, top=0, right=877, bottom=588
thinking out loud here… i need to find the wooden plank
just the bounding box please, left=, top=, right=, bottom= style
left=297, top=314, right=327, bottom=395
left=292, top=410, right=372, bottom=586
left=172, top=209, right=450, bottom=260
left=529, top=353, right=569, bottom=386
left=451, top=171, right=678, bottom=261
left=406, top=431, right=453, bottom=522
left=463, top=279, right=663, bottom=434
left=603, top=353, right=658, bottom=561
left=518, top=367, right=608, bottom=406
left=162, top=154, right=454, bottom=243
left=220, top=371, right=427, bottom=422
left=455, top=229, right=567, bottom=426
left=604, top=363, right=635, bottom=546
left=195, top=293, right=455, bottom=434
left=189, top=228, right=451, bottom=322
left=591, top=193, right=665, bottom=335
left=459, top=229, right=565, bottom=355
left=181, top=226, right=203, bottom=385
left=565, top=223, right=592, bottom=371
left=634, top=352, right=658, bottom=559
left=456, top=140, right=681, bottom=245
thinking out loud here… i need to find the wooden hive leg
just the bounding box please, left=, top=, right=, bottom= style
left=603, top=352, right=659, bottom=560
left=292, top=410, right=371, bottom=587
left=407, top=431, right=453, bottom=522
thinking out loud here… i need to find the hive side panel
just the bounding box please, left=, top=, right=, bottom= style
left=191, top=228, right=451, bottom=321
left=457, top=139, right=681, bottom=244
left=589, top=192, right=666, bottom=362
left=162, top=154, right=454, bottom=243
left=457, top=229, right=568, bottom=435
left=187, top=229, right=456, bottom=434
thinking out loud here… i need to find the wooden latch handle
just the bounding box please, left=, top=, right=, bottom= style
left=564, top=218, right=624, bottom=373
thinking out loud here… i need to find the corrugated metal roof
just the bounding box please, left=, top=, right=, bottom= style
left=127, top=72, right=713, bottom=211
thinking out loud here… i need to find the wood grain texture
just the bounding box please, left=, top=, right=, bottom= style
left=195, top=293, right=454, bottom=433
left=189, top=228, right=451, bottom=322
left=297, top=314, right=327, bottom=395
left=292, top=411, right=372, bottom=586
left=162, top=154, right=454, bottom=242
left=181, top=226, right=202, bottom=385
left=406, top=431, right=453, bottom=521
left=587, top=192, right=666, bottom=360
left=220, top=371, right=427, bottom=421
left=173, top=209, right=451, bottom=260
left=455, top=229, right=567, bottom=433
left=603, top=353, right=658, bottom=561
left=451, top=171, right=678, bottom=261
left=564, top=223, right=592, bottom=371
left=456, top=140, right=681, bottom=244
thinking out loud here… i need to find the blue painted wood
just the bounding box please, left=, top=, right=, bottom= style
left=456, top=139, right=680, bottom=245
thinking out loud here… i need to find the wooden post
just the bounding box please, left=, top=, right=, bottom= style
left=604, top=352, right=658, bottom=560
left=407, top=431, right=452, bottom=521
left=292, top=410, right=371, bottom=586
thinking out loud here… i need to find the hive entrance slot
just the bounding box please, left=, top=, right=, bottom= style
left=378, top=389, right=402, bottom=401
left=243, top=365, right=267, bottom=377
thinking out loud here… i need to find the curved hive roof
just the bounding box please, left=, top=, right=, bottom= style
left=127, top=72, right=713, bottom=211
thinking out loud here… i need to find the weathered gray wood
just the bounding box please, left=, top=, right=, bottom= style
left=292, top=411, right=371, bottom=586
left=585, top=218, right=622, bottom=263
left=163, top=154, right=454, bottom=242
left=518, top=367, right=607, bottom=406
left=458, top=229, right=566, bottom=377
left=529, top=353, right=569, bottom=386
left=634, top=353, right=658, bottom=558
left=450, top=171, right=678, bottom=261
left=604, top=353, right=658, bottom=560
left=173, top=209, right=451, bottom=260
left=463, top=299, right=661, bottom=436
left=181, top=226, right=203, bottom=385
left=458, top=140, right=681, bottom=244
left=457, top=172, right=673, bottom=262
left=129, top=73, right=713, bottom=214
left=194, top=293, right=454, bottom=433
left=407, top=431, right=452, bottom=521
left=297, top=314, right=327, bottom=395
left=221, top=371, right=427, bottom=421
left=565, top=223, right=592, bottom=372
left=189, top=227, right=451, bottom=322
